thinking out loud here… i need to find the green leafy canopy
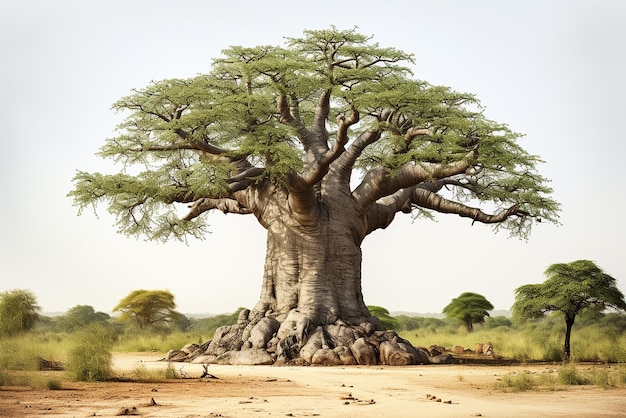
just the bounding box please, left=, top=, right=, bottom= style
left=113, top=289, right=182, bottom=329
left=513, top=260, right=626, bottom=320
left=442, top=292, right=494, bottom=332
left=69, top=27, right=560, bottom=241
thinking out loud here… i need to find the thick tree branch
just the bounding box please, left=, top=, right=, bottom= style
left=365, top=185, right=529, bottom=234
left=183, top=197, right=252, bottom=221
left=313, top=89, right=332, bottom=139
left=353, top=152, right=475, bottom=213
left=225, top=167, right=265, bottom=193
left=138, top=139, right=227, bottom=157
left=297, top=107, right=359, bottom=188
left=331, top=129, right=382, bottom=183
left=277, top=94, right=304, bottom=130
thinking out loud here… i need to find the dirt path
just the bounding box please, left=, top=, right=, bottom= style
left=1, top=353, right=625, bottom=417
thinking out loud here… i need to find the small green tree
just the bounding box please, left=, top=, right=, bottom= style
left=442, top=292, right=494, bottom=332
left=113, top=290, right=182, bottom=330
left=513, top=260, right=626, bottom=361
left=0, top=289, right=41, bottom=336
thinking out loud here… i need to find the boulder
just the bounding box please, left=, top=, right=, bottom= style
left=215, top=349, right=274, bottom=365
left=191, top=354, right=217, bottom=364
left=482, top=342, right=495, bottom=356
left=429, top=354, right=454, bottom=364
left=428, top=344, right=446, bottom=356
left=350, top=337, right=378, bottom=365
left=334, top=346, right=357, bottom=365
left=311, top=348, right=342, bottom=365
left=166, top=349, right=188, bottom=362
left=248, top=317, right=281, bottom=349
left=299, top=327, right=325, bottom=363
left=181, top=343, right=200, bottom=354
left=379, top=340, right=415, bottom=365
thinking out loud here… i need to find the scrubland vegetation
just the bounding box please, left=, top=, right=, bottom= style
left=396, top=312, right=626, bottom=363
left=1, top=306, right=625, bottom=390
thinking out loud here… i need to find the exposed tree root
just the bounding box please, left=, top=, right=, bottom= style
left=169, top=308, right=448, bottom=366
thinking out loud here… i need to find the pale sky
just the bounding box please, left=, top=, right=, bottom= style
left=1, top=0, right=625, bottom=316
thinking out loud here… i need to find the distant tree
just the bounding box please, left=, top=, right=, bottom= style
left=442, top=292, right=494, bottom=332
left=113, top=290, right=182, bottom=330
left=0, top=289, right=41, bottom=336
left=513, top=260, right=626, bottom=361
left=62, top=305, right=110, bottom=332
left=367, top=305, right=398, bottom=330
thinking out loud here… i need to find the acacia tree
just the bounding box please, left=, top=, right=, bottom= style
left=113, top=290, right=182, bottom=330
left=442, top=292, right=494, bottom=332
left=513, top=260, right=626, bottom=361
left=0, top=289, right=41, bottom=336
left=70, top=28, right=559, bottom=365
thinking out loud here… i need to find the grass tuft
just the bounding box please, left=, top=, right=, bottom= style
left=558, top=364, right=590, bottom=385
left=494, top=371, right=539, bottom=392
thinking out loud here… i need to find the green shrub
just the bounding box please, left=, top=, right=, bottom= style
left=45, top=378, right=62, bottom=390
left=129, top=362, right=182, bottom=381
left=164, top=362, right=181, bottom=379
left=542, top=342, right=563, bottom=362
left=494, top=372, right=538, bottom=392
left=0, top=371, right=62, bottom=390
left=558, top=364, right=590, bottom=385
left=0, top=334, right=67, bottom=371
left=65, top=324, right=114, bottom=381
left=587, top=368, right=613, bottom=388
left=113, top=330, right=204, bottom=353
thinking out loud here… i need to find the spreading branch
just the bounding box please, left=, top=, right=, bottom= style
left=366, top=184, right=530, bottom=234
left=183, top=197, right=252, bottom=221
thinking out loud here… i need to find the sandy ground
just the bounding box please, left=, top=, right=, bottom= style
left=1, top=353, right=625, bottom=417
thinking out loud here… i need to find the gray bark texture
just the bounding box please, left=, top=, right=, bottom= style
left=178, top=182, right=434, bottom=365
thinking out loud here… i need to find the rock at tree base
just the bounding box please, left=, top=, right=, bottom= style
left=170, top=308, right=441, bottom=366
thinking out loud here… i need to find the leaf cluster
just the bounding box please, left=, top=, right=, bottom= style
left=69, top=27, right=560, bottom=240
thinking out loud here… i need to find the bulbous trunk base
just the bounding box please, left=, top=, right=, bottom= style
left=171, top=307, right=434, bottom=366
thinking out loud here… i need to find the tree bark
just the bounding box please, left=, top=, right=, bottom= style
left=182, top=183, right=432, bottom=366
left=563, top=316, right=575, bottom=361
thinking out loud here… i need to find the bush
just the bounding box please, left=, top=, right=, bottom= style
left=558, top=364, right=590, bottom=385
left=0, top=334, right=66, bottom=371
left=494, top=372, right=538, bottom=392
left=65, top=324, right=114, bottom=381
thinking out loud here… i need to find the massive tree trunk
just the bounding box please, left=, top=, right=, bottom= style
left=177, top=184, right=433, bottom=366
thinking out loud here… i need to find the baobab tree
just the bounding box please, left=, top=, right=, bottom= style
left=70, top=28, right=559, bottom=365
